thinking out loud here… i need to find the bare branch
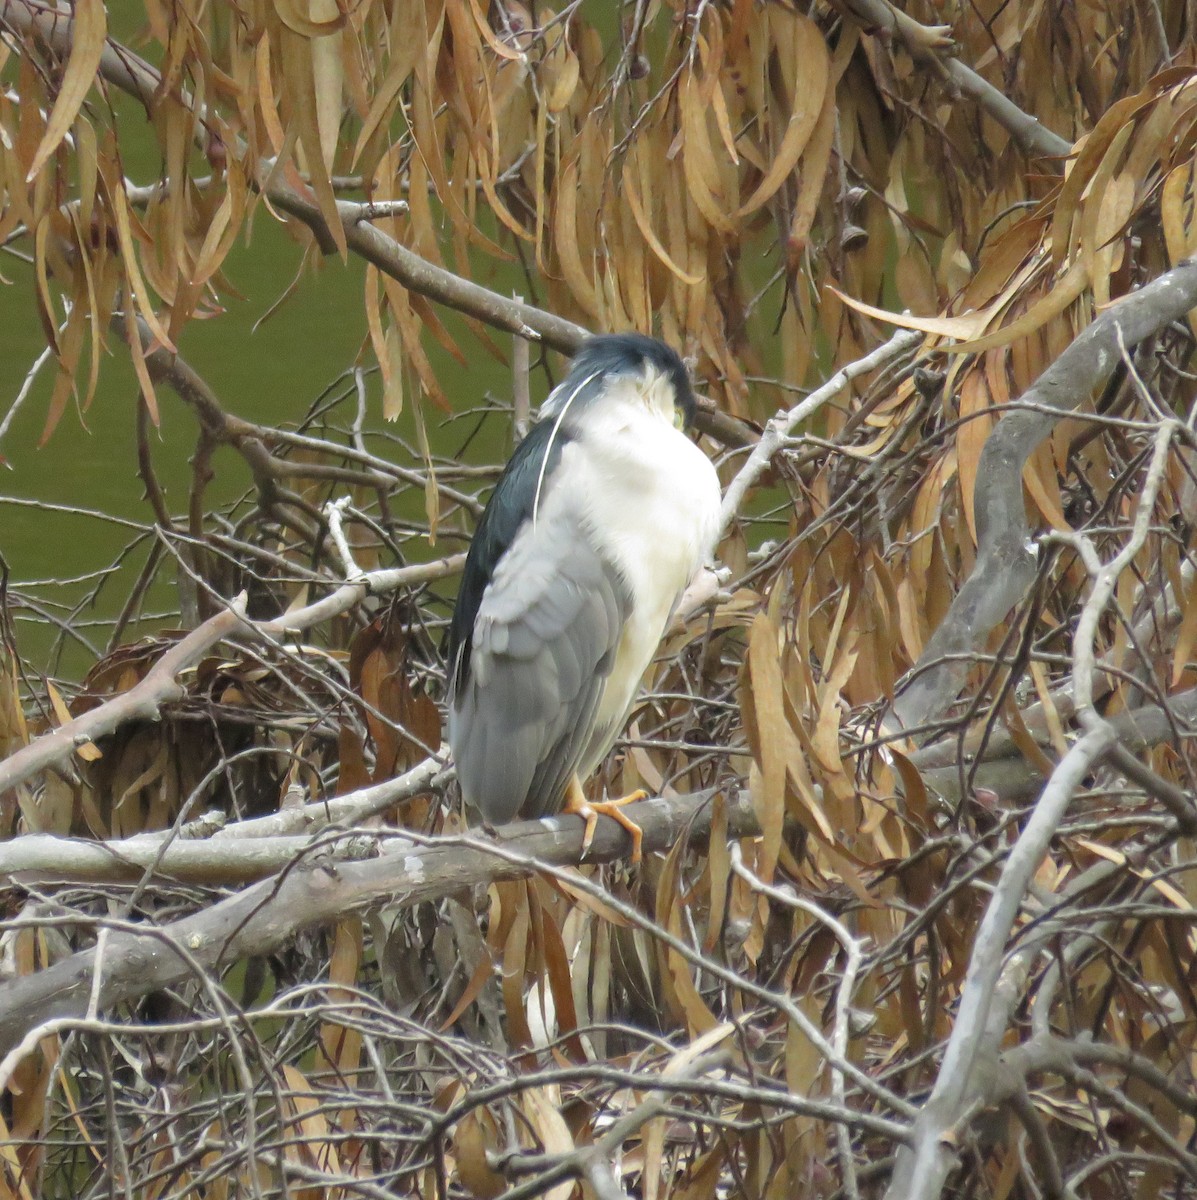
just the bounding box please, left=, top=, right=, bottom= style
left=885, top=723, right=1116, bottom=1199
left=254, top=555, right=465, bottom=635
left=730, top=845, right=866, bottom=1200
left=831, top=0, right=1073, bottom=160
left=0, top=553, right=459, bottom=796
left=271, top=192, right=590, bottom=354
left=0, top=754, right=450, bottom=883
left=717, top=329, right=922, bottom=541
left=0, top=598, right=249, bottom=795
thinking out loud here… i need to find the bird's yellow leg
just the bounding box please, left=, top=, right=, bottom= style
left=562, top=775, right=647, bottom=863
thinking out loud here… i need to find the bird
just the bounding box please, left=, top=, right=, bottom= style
left=446, top=333, right=722, bottom=862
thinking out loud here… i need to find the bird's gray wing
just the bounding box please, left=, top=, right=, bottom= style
left=448, top=513, right=630, bottom=824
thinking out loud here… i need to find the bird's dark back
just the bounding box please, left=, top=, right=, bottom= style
left=447, top=418, right=573, bottom=693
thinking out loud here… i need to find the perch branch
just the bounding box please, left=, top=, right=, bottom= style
left=0, top=790, right=760, bottom=1061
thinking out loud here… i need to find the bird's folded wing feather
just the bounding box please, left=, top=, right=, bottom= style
left=449, top=512, right=631, bottom=822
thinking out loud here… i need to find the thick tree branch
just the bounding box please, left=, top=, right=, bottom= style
left=999, top=1034, right=1197, bottom=1126
left=914, top=683, right=1197, bottom=818
left=0, top=789, right=757, bottom=1061
left=1, top=755, right=450, bottom=883
left=891, top=256, right=1197, bottom=734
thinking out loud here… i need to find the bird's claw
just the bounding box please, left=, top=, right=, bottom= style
left=573, top=790, right=648, bottom=863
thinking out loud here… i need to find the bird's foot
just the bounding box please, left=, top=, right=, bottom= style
left=563, top=778, right=647, bottom=863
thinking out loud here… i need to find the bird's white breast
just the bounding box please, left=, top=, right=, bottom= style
left=549, top=394, right=721, bottom=764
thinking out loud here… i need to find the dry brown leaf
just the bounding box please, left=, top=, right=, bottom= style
left=786, top=84, right=837, bottom=255
left=500, top=884, right=534, bottom=1049
left=680, top=73, right=735, bottom=236
left=554, top=157, right=600, bottom=317
left=25, top=0, right=106, bottom=184
left=111, top=184, right=174, bottom=350
left=949, top=258, right=1090, bottom=354
left=320, top=916, right=363, bottom=1076
left=280, top=25, right=347, bottom=258
left=522, top=1089, right=574, bottom=1200
left=655, top=835, right=720, bottom=1035
left=827, top=285, right=988, bottom=339
left=1050, top=91, right=1154, bottom=266
left=1172, top=569, right=1197, bottom=687
left=956, top=369, right=993, bottom=547
left=737, top=13, right=828, bottom=215
left=454, top=1107, right=507, bottom=1200
left=281, top=1064, right=340, bottom=1177
left=310, top=5, right=343, bottom=172
left=703, top=794, right=730, bottom=953
left=543, top=40, right=579, bottom=113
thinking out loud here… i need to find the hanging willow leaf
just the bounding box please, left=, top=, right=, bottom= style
left=310, top=0, right=343, bottom=172
left=623, top=160, right=705, bottom=286
left=554, top=156, right=600, bottom=317
left=111, top=184, right=174, bottom=352
left=279, top=22, right=347, bottom=257
left=679, top=73, right=735, bottom=235
left=25, top=0, right=106, bottom=184
left=745, top=611, right=786, bottom=885
left=351, top=38, right=417, bottom=166
left=737, top=12, right=828, bottom=215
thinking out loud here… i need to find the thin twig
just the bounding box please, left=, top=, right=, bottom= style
left=717, top=330, right=922, bottom=540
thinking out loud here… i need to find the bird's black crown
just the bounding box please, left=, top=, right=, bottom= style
left=566, top=333, right=698, bottom=428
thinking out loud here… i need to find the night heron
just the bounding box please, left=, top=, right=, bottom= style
left=446, top=333, right=722, bottom=861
